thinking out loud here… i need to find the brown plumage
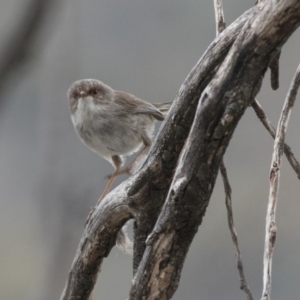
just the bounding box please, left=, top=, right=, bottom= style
left=67, top=79, right=172, bottom=200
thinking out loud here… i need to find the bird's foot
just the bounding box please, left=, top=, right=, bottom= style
left=105, top=166, right=132, bottom=180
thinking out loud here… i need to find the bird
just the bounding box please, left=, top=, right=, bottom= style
left=67, top=79, right=172, bottom=201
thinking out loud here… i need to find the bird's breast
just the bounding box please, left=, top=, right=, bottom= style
left=71, top=100, right=155, bottom=157
left=71, top=97, right=97, bottom=127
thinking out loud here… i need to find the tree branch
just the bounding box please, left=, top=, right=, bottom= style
left=60, top=7, right=253, bottom=300
left=213, top=0, right=226, bottom=35
left=130, top=1, right=300, bottom=299
left=252, top=99, right=300, bottom=179
left=213, top=3, right=253, bottom=299
left=261, top=63, right=300, bottom=300
left=60, top=1, right=300, bottom=299
left=269, top=51, right=281, bottom=90
left=130, top=6, right=252, bottom=277
left=220, top=161, right=254, bottom=300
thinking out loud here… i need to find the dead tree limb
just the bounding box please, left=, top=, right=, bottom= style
left=60, top=7, right=252, bottom=299
left=214, top=3, right=253, bottom=299
left=60, top=1, right=300, bottom=299
left=130, top=2, right=300, bottom=299
left=131, top=6, right=252, bottom=277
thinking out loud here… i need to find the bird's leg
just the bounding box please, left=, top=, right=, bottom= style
left=99, top=173, right=117, bottom=200
left=99, top=155, right=123, bottom=201
left=86, top=155, right=122, bottom=224
left=106, top=134, right=151, bottom=179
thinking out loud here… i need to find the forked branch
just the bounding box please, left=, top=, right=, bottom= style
left=60, top=1, right=300, bottom=299
left=130, top=2, right=300, bottom=299
left=252, top=99, right=300, bottom=179
left=60, top=8, right=252, bottom=299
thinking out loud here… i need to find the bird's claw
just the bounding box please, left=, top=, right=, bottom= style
left=104, top=167, right=132, bottom=180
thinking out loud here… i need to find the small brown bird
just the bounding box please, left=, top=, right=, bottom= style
left=67, top=79, right=172, bottom=200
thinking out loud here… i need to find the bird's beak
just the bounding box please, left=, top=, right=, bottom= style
left=79, top=90, right=88, bottom=97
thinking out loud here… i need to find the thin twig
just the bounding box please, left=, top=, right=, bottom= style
left=220, top=161, right=254, bottom=300
left=214, top=2, right=253, bottom=299
left=252, top=99, right=300, bottom=179
left=261, top=64, right=300, bottom=300
left=213, top=0, right=226, bottom=35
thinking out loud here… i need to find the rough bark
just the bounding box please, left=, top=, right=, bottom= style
left=131, top=6, right=252, bottom=276
left=60, top=1, right=300, bottom=299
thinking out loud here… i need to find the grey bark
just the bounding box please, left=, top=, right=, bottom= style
left=60, top=1, right=300, bottom=300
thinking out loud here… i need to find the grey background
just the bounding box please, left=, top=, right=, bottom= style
left=0, top=1, right=300, bottom=299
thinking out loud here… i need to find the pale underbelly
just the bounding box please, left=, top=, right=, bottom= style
left=76, top=126, right=143, bottom=158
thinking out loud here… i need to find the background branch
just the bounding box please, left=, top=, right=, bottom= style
left=220, top=161, right=254, bottom=300
left=0, top=0, right=58, bottom=112
left=252, top=99, right=300, bottom=179
left=262, top=63, right=300, bottom=300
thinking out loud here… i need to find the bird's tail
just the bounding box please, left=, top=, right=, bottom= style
left=153, top=102, right=173, bottom=117
left=116, top=223, right=133, bottom=255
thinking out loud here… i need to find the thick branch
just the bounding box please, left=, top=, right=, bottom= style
left=60, top=7, right=253, bottom=300
left=60, top=2, right=300, bottom=299
left=130, top=2, right=300, bottom=299
left=214, top=3, right=253, bottom=299
left=60, top=194, right=132, bottom=299
left=131, top=7, right=252, bottom=275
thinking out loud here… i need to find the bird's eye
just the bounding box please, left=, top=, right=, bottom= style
left=93, top=89, right=98, bottom=95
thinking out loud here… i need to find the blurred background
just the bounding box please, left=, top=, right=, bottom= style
left=0, top=0, right=299, bottom=299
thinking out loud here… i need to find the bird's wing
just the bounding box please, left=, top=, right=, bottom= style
left=152, top=102, right=172, bottom=117
left=114, top=91, right=165, bottom=121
